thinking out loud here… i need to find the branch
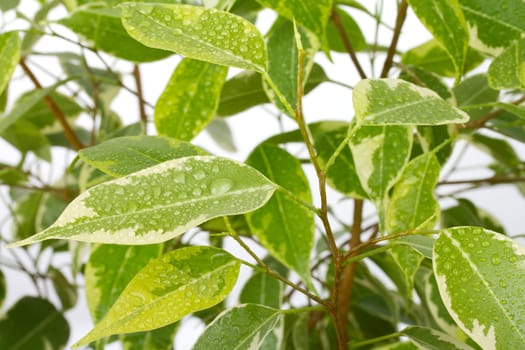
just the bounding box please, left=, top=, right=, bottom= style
left=380, top=0, right=408, bottom=78
left=19, top=58, right=84, bottom=150
left=438, top=176, right=525, bottom=186
left=132, top=64, right=149, bottom=133
left=464, top=94, right=525, bottom=129
left=330, top=8, right=367, bottom=79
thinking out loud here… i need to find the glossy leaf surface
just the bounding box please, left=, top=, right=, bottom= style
left=74, top=246, right=240, bottom=347
left=121, top=3, right=267, bottom=72
left=488, top=38, right=525, bottom=89
left=246, top=144, right=314, bottom=285
left=155, top=58, right=228, bottom=141
left=60, top=7, right=171, bottom=62
left=9, top=156, right=277, bottom=247
left=0, top=297, right=69, bottom=350
left=193, top=304, right=281, bottom=350
left=434, top=227, right=525, bottom=349
left=78, top=135, right=206, bottom=177
left=403, top=326, right=476, bottom=350
left=353, top=79, right=469, bottom=125
left=407, top=0, right=468, bottom=80
left=0, top=31, right=20, bottom=96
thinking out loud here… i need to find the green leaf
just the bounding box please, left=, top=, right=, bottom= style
left=413, top=125, right=453, bottom=165
left=350, top=125, right=413, bottom=228
left=458, top=0, right=525, bottom=54
left=240, top=272, right=283, bottom=308
left=0, top=31, right=20, bottom=96
left=433, top=227, right=525, bottom=349
left=386, top=152, right=441, bottom=234
left=155, top=58, right=227, bottom=141
left=394, top=235, right=434, bottom=259
left=314, top=126, right=368, bottom=198
left=85, top=244, right=163, bottom=323
left=442, top=198, right=505, bottom=233
left=453, top=74, right=499, bottom=120
left=59, top=7, right=171, bottom=62
left=326, top=7, right=367, bottom=53
left=488, top=38, right=525, bottom=89
left=193, top=304, right=282, bottom=350
left=256, top=0, right=332, bottom=44
left=353, top=79, right=470, bottom=125
left=407, top=0, right=468, bottom=81
left=73, top=246, right=240, bottom=347
left=9, top=156, right=277, bottom=247
left=0, top=0, right=19, bottom=11
left=205, top=118, right=237, bottom=152
left=17, top=91, right=83, bottom=128
left=121, top=323, right=178, bottom=350
left=1, top=119, right=51, bottom=160
left=78, top=135, right=206, bottom=177
left=0, top=297, right=70, bottom=350
left=402, top=326, right=477, bottom=350
left=245, top=144, right=314, bottom=285
left=263, top=18, right=319, bottom=115
left=389, top=245, right=424, bottom=301
left=402, top=39, right=484, bottom=78
left=120, top=3, right=267, bottom=72
left=48, top=266, right=78, bottom=311
left=204, top=0, right=236, bottom=10
left=217, top=63, right=327, bottom=117
left=399, top=65, right=455, bottom=101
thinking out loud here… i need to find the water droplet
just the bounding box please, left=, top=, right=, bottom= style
left=193, top=170, right=206, bottom=180
left=193, top=188, right=202, bottom=196
left=491, top=254, right=501, bottom=266
left=173, top=28, right=182, bottom=36
left=174, top=174, right=186, bottom=184
left=210, top=178, right=233, bottom=195
left=152, top=186, right=161, bottom=197
left=164, top=15, right=172, bottom=21
left=482, top=241, right=490, bottom=247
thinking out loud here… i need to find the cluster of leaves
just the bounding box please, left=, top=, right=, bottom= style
left=1, top=0, right=525, bottom=349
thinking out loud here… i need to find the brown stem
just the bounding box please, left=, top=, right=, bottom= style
left=380, top=0, right=408, bottom=78
left=330, top=8, right=367, bottom=79
left=132, top=64, right=148, bottom=133
left=438, top=175, right=525, bottom=186
left=19, top=58, right=84, bottom=150
left=335, top=199, right=363, bottom=345
left=464, top=95, right=525, bottom=129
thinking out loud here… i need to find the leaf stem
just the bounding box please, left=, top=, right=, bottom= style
left=19, top=58, right=84, bottom=150
left=380, top=0, right=408, bottom=78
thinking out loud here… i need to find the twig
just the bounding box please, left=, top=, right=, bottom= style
left=19, top=58, right=84, bottom=150
left=330, top=8, right=367, bottom=79
left=464, top=94, right=525, bottom=129
left=438, top=176, right=525, bottom=186
left=380, top=0, right=408, bottom=78
left=132, top=64, right=149, bottom=133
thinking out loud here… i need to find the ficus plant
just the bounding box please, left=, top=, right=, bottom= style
left=1, top=0, right=525, bottom=349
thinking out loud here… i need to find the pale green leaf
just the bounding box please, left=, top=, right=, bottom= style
left=0, top=0, right=19, bottom=11
left=73, top=246, right=240, bottom=347
left=193, top=304, right=281, bottom=350
left=434, top=227, right=525, bottom=349
left=120, top=3, right=267, bottom=72
left=350, top=125, right=413, bottom=229
left=402, top=39, right=484, bottom=78
left=204, top=0, right=236, bottom=10
left=240, top=272, right=283, bottom=308
left=458, top=0, right=525, bottom=55
left=263, top=18, right=319, bottom=115
left=245, top=144, right=314, bottom=285
left=314, top=126, right=367, bottom=198
left=497, top=103, right=525, bottom=121
left=78, top=135, right=206, bottom=177
left=488, top=38, right=525, bottom=90
left=407, top=0, right=468, bottom=81
left=121, top=323, right=178, bottom=350
left=403, top=326, right=477, bottom=350
left=394, top=235, right=434, bottom=259
left=256, top=0, right=332, bottom=44
left=386, top=152, right=441, bottom=234
left=8, top=156, right=277, bottom=247
left=389, top=245, right=424, bottom=301
left=155, top=58, right=227, bottom=141
left=353, top=79, right=470, bottom=125
left=85, top=244, right=163, bottom=323
left=59, top=7, right=171, bottom=62
left=0, top=297, right=69, bottom=350
left=0, top=31, right=20, bottom=96
left=205, top=118, right=237, bottom=152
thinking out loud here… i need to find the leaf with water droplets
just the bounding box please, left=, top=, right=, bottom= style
left=407, top=0, right=468, bottom=81
left=120, top=3, right=267, bottom=72
left=0, top=31, right=20, bottom=96
left=386, top=152, right=441, bottom=234
left=402, top=326, right=477, bottom=350
left=78, top=135, right=207, bottom=177
left=488, top=37, right=525, bottom=90
left=458, top=0, right=525, bottom=55
left=256, top=0, right=332, bottom=44
left=73, top=246, right=240, bottom=347
left=353, top=79, right=470, bottom=125
left=193, top=304, right=282, bottom=350
left=245, top=144, right=315, bottom=286
left=59, top=7, right=171, bottom=62
left=155, top=58, right=227, bottom=141
left=8, top=156, right=277, bottom=247
left=434, top=227, right=525, bottom=349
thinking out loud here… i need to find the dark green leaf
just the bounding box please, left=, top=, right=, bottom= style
left=48, top=266, right=78, bottom=311
left=453, top=74, right=499, bottom=120
left=403, top=326, right=477, bottom=350
left=240, top=272, right=283, bottom=308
